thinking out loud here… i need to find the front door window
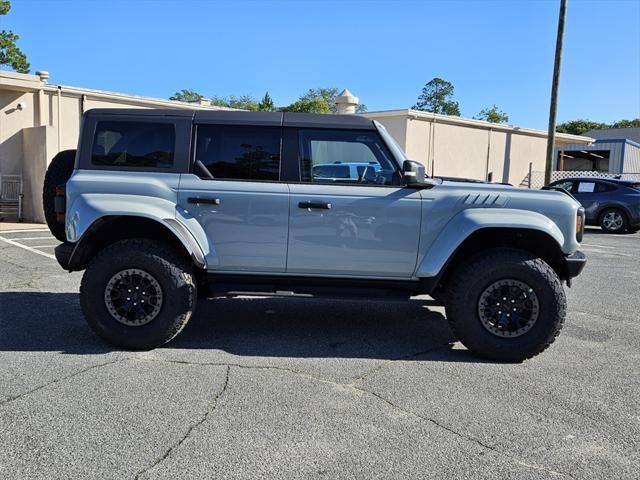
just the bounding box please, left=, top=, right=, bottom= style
left=298, top=129, right=400, bottom=186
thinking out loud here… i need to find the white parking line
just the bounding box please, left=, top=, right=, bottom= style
left=581, top=243, right=617, bottom=249
left=0, top=234, right=56, bottom=260
left=0, top=228, right=50, bottom=234
left=30, top=244, right=59, bottom=248
left=581, top=246, right=634, bottom=257
left=8, top=236, right=56, bottom=241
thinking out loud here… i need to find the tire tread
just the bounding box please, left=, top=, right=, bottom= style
left=446, top=249, right=566, bottom=361
left=80, top=238, right=196, bottom=349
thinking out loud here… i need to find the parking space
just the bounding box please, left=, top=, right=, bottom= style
left=0, top=228, right=58, bottom=260
left=0, top=226, right=638, bottom=479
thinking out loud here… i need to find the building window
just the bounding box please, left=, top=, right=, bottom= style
left=558, top=149, right=610, bottom=172
left=195, top=125, right=281, bottom=181
left=92, top=121, right=175, bottom=168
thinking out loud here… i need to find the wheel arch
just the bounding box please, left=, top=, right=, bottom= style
left=67, top=215, right=206, bottom=272
left=424, top=227, right=570, bottom=300
left=597, top=204, right=631, bottom=225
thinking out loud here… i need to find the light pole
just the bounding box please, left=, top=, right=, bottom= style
left=544, top=0, right=567, bottom=185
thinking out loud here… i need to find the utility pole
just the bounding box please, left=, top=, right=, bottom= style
left=544, top=0, right=567, bottom=185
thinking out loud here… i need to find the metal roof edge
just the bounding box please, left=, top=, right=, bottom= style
left=364, top=109, right=594, bottom=143
left=0, top=70, right=235, bottom=111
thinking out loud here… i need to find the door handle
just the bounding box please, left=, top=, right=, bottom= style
left=188, top=197, right=221, bottom=205
left=298, top=201, right=332, bottom=210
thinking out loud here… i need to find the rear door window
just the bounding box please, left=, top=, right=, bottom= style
left=92, top=121, right=175, bottom=168
left=195, top=125, right=281, bottom=181
left=595, top=182, right=617, bottom=193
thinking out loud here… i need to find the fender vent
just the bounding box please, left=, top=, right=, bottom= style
left=463, top=194, right=505, bottom=207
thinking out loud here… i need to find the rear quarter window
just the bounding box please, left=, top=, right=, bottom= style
left=91, top=121, right=175, bottom=169
left=595, top=182, right=617, bottom=193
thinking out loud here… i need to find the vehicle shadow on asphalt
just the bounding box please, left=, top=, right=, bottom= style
left=584, top=227, right=637, bottom=236
left=0, top=292, right=485, bottom=362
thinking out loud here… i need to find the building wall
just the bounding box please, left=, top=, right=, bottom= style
left=368, top=111, right=591, bottom=186
left=0, top=90, right=38, bottom=176
left=507, top=133, right=547, bottom=186
left=0, top=70, right=228, bottom=222
left=623, top=142, right=640, bottom=173
left=22, top=126, right=56, bottom=222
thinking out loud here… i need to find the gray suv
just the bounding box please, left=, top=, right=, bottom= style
left=43, top=109, right=586, bottom=361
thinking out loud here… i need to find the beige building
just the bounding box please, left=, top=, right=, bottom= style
left=365, top=110, right=592, bottom=186
left=1, top=72, right=593, bottom=223
left=0, top=70, right=227, bottom=222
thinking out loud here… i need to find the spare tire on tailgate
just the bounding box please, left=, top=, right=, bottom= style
left=43, top=149, right=76, bottom=242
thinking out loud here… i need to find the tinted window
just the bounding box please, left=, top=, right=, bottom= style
left=196, top=125, right=281, bottom=181
left=595, top=182, right=617, bottom=193
left=552, top=181, right=574, bottom=192
left=299, top=129, right=398, bottom=185
left=92, top=121, right=175, bottom=168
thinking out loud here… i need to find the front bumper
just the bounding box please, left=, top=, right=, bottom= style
left=54, top=242, right=74, bottom=271
left=566, top=250, right=587, bottom=280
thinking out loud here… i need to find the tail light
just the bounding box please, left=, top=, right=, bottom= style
left=54, top=185, right=66, bottom=223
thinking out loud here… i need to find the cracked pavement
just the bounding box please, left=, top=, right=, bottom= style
left=0, top=227, right=639, bottom=479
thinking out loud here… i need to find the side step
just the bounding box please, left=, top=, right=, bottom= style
left=204, top=273, right=428, bottom=301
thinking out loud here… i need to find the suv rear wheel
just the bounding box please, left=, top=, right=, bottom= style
left=445, top=249, right=566, bottom=362
left=80, top=239, right=197, bottom=349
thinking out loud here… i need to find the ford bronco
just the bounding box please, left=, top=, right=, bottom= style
left=43, top=109, right=586, bottom=361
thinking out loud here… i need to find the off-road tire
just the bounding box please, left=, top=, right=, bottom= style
left=42, top=149, right=76, bottom=241
left=80, top=239, right=197, bottom=349
left=445, top=249, right=566, bottom=362
left=599, top=208, right=628, bottom=234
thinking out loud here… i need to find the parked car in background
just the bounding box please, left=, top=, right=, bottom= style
left=312, top=162, right=383, bottom=183
left=545, top=177, right=640, bottom=233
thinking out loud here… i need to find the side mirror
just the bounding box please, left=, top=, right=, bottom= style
left=402, top=160, right=427, bottom=186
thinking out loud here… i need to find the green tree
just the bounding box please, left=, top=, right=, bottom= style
left=413, top=78, right=460, bottom=116
left=0, top=1, right=30, bottom=73
left=292, top=87, right=367, bottom=114
left=169, top=89, right=204, bottom=102
left=258, top=91, right=276, bottom=111
left=228, top=95, right=259, bottom=111
left=611, top=118, right=640, bottom=129
left=280, top=97, right=333, bottom=114
left=556, top=119, right=608, bottom=135
left=557, top=118, right=640, bottom=135
left=209, top=95, right=230, bottom=108
left=208, top=94, right=259, bottom=111
left=474, top=105, right=509, bottom=124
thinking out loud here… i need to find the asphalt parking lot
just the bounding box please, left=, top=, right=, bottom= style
left=0, top=226, right=638, bottom=479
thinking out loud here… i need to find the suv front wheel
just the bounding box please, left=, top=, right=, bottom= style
left=445, top=249, right=566, bottom=362
left=80, top=239, right=197, bottom=349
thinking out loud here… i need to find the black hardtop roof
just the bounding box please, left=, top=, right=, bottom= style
left=84, top=108, right=376, bottom=130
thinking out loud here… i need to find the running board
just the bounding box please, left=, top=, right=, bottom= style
left=204, top=273, right=426, bottom=300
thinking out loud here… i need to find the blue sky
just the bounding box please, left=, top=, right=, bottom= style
left=4, top=0, right=640, bottom=129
